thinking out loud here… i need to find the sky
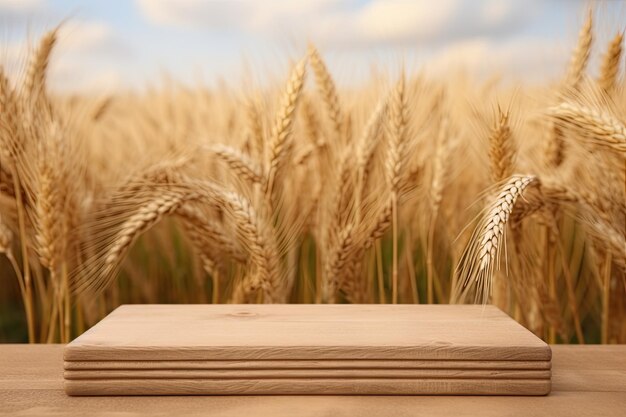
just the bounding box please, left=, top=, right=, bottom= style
left=0, top=0, right=623, bottom=93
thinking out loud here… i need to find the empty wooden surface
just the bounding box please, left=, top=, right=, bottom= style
left=65, top=305, right=550, bottom=361
left=1, top=345, right=624, bottom=416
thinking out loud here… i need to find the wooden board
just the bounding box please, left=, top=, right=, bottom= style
left=5, top=345, right=626, bottom=416
left=63, top=304, right=551, bottom=395
left=64, top=359, right=552, bottom=370
left=64, top=304, right=551, bottom=361
left=64, top=378, right=552, bottom=396
left=64, top=368, right=552, bottom=380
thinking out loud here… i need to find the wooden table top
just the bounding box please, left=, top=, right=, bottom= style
left=1, top=345, right=625, bottom=416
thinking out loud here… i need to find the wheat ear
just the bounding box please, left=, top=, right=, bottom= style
left=34, top=148, right=62, bottom=271
left=0, top=68, right=35, bottom=341
left=244, top=96, right=264, bottom=159
left=387, top=75, right=407, bottom=193
left=308, top=45, right=342, bottom=139
left=0, top=69, right=24, bottom=169
left=430, top=116, right=449, bottom=214
left=488, top=107, right=515, bottom=183
left=598, top=32, right=623, bottom=93
left=0, top=70, right=18, bottom=197
left=544, top=123, right=566, bottom=168
left=218, top=190, right=282, bottom=302
left=24, top=28, right=58, bottom=102
left=427, top=114, right=449, bottom=303
left=74, top=189, right=201, bottom=295
left=323, top=222, right=355, bottom=301
left=547, top=10, right=592, bottom=168
left=323, top=97, right=390, bottom=303
left=176, top=204, right=246, bottom=264
left=176, top=204, right=245, bottom=303
left=388, top=73, right=407, bottom=303
left=538, top=180, right=626, bottom=272
left=357, top=81, right=406, bottom=250
left=453, top=175, right=536, bottom=304
left=356, top=98, right=387, bottom=207
left=265, top=58, right=306, bottom=196
left=565, top=9, right=593, bottom=90
left=211, top=144, right=264, bottom=184
left=548, top=102, right=626, bottom=154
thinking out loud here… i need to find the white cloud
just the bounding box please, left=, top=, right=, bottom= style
left=424, top=36, right=568, bottom=81
left=1, top=20, right=129, bottom=92
left=135, top=0, right=345, bottom=34
left=51, top=61, right=123, bottom=92
left=49, top=21, right=129, bottom=92
left=480, top=0, right=517, bottom=25
left=353, top=0, right=459, bottom=43
left=135, top=0, right=538, bottom=47
left=59, top=21, right=117, bottom=53
left=0, top=0, right=44, bottom=13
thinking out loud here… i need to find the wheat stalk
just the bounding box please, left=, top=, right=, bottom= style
left=308, top=45, right=342, bottom=139
left=176, top=204, right=245, bottom=304
left=176, top=204, right=246, bottom=264
left=24, top=28, right=58, bottom=103
left=598, top=32, right=623, bottom=93
left=545, top=11, right=593, bottom=170
left=387, top=73, right=407, bottom=303
left=34, top=150, right=62, bottom=271
left=74, top=189, right=202, bottom=295
left=218, top=189, right=282, bottom=302
left=323, top=222, right=355, bottom=301
left=565, top=9, right=592, bottom=90
left=91, top=96, right=113, bottom=122
left=453, top=175, right=536, bottom=304
left=427, top=114, right=450, bottom=303
left=488, top=108, right=515, bottom=183
left=323, top=90, right=394, bottom=302
left=544, top=123, right=566, bottom=168
left=538, top=180, right=626, bottom=272
left=430, top=116, right=450, bottom=214
left=0, top=68, right=37, bottom=342
left=0, top=80, right=17, bottom=200
left=387, top=75, right=407, bottom=194
left=0, top=215, right=11, bottom=254
left=356, top=98, right=387, bottom=209
left=2, top=15, right=626, bottom=344
left=265, top=58, right=306, bottom=197
left=0, top=69, right=26, bottom=174
left=244, top=96, right=264, bottom=159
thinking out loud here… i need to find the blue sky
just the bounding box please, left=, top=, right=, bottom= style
left=0, top=0, right=623, bottom=92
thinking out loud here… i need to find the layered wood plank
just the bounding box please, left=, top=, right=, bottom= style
left=64, top=304, right=551, bottom=396
left=65, top=378, right=552, bottom=396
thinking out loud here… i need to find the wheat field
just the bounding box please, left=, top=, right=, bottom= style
left=0, top=10, right=624, bottom=344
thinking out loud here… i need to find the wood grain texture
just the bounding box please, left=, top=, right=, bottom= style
left=64, top=368, right=552, bottom=380
left=2, top=345, right=625, bottom=417
left=64, top=305, right=551, bottom=361
left=64, top=359, right=552, bottom=371
left=62, top=305, right=551, bottom=396
left=64, top=378, right=552, bottom=396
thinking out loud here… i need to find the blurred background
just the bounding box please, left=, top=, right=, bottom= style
left=0, top=0, right=623, bottom=92
left=1, top=1, right=624, bottom=344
